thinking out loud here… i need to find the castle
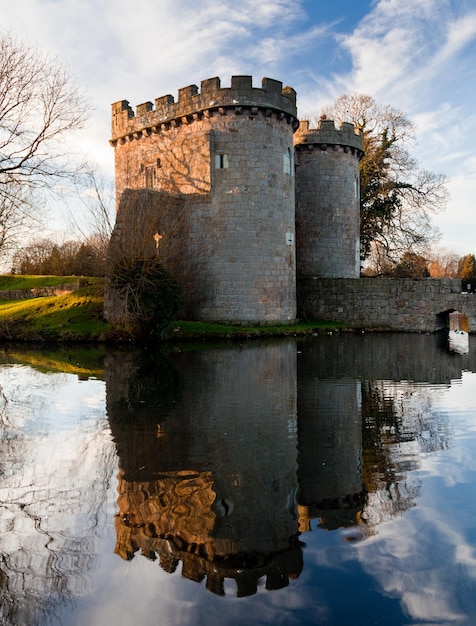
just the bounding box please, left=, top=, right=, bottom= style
left=105, top=76, right=363, bottom=325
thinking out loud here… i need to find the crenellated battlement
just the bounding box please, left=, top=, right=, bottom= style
left=294, top=119, right=363, bottom=154
left=111, top=76, right=298, bottom=143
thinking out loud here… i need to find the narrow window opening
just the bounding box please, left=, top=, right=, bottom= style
left=145, top=166, right=156, bottom=188
left=215, top=154, right=228, bottom=169
left=283, top=148, right=292, bottom=174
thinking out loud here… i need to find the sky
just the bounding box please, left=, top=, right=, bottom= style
left=2, top=0, right=476, bottom=256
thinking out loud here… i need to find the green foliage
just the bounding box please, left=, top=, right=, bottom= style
left=458, top=254, right=476, bottom=280
left=164, top=319, right=345, bottom=341
left=321, top=93, right=447, bottom=263
left=360, top=128, right=408, bottom=259
left=0, top=346, right=106, bottom=377
left=110, top=257, right=184, bottom=338
left=391, top=251, right=430, bottom=278
left=0, top=275, right=348, bottom=344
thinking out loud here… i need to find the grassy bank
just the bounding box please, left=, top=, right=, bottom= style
left=0, top=276, right=109, bottom=342
left=0, top=274, right=347, bottom=344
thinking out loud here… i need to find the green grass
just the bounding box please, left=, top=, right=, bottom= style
left=0, top=275, right=102, bottom=290
left=164, top=318, right=346, bottom=340
left=0, top=274, right=348, bottom=344
left=0, top=279, right=110, bottom=342
left=0, top=346, right=106, bottom=377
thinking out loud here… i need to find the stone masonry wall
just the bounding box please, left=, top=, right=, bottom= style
left=294, top=120, right=362, bottom=279
left=108, top=76, right=298, bottom=324
left=298, top=278, right=476, bottom=332
left=0, top=283, right=80, bottom=300
left=112, top=115, right=212, bottom=205
left=111, top=76, right=297, bottom=140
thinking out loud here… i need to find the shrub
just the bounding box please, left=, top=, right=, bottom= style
left=110, top=257, right=183, bottom=338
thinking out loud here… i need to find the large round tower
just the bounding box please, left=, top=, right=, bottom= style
left=294, top=119, right=363, bottom=279
left=107, top=76, right=298, bottom=325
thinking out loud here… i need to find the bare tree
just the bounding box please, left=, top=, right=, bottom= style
left=318, top=94, right=448, bottom=263
left=0, top=182, right=39, bottom=258
left=11, top=236, right=109, bottom=276
left=66, top=163, right=115, bottom=269
left=11, top=237, right=56, bottom=274
left=361, top=241, right=398, bottom=276
left=0, top=31, right=89, bottom=259
left=427, top=248, right=459, bottom=278
left=104, top=189, right=186, bottom=336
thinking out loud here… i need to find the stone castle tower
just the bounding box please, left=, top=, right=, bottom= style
left=105, top=76, right=362, bottom=325
left=295, top=120, right=362, bottom=279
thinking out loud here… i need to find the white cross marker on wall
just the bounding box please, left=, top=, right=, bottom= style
left=153, top=232, right=163, bottom=254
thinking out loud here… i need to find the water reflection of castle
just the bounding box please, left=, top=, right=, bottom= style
left=106, top=335, right=462, bottom=596
left=106, top=343, right=305, bottom=596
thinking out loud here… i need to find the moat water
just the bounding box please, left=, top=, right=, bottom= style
left=0, top=333, right=476, bottom=626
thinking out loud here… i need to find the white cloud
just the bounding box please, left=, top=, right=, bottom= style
left=308, top=0, right=476, bottom=256
left=439, top=12, right=476, bottom=60
left=2, top=0, right=476, bottom=254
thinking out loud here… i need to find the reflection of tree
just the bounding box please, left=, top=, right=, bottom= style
left=0, top=384, right=8, bottom=428
left=361, top=380, right=450, bottom=527
left=0, top=431, right=116, bottom=625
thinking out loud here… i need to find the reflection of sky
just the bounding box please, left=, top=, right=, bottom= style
left=2, top=360, right=476, bottom=625
left=0, top=365, right=106, bottom=434
left=69, top=369, right=476, bottom=625
left=353, top=373, right=476, bottom=625
left=0, top=365, right=115, bottom=625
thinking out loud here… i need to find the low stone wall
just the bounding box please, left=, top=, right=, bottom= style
left=0, top=283, right=80, bottom=301
left=298, top=277, right=476, bottom=333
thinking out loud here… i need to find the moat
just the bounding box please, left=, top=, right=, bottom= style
left=0, top=333, right=475, bottom=625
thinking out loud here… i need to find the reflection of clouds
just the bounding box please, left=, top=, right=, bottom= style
left=1, top=366, right=106, bottom=434
left=436, top=372, right=476, bottom=412
left=0, top=337, right=474, bottom=624
left=54, top=381, right=106, bottom=415
left=0, top=366, right=114, bottom=626
left=70, top=550, right=318, bottom=626
left=357, top=510, right=470, bottom=624
left=355, top=379, right=476, bottom=625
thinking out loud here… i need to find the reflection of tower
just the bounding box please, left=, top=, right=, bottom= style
left=297, top=372, right=365, bottom=531
left=106, top=341, right=302, bottom=596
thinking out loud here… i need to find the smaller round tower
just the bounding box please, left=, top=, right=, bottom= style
left=294, top=119, right=363, bottom=279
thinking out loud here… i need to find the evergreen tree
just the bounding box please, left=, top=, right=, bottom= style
left=320, top=94, right=448, bottom=262
left=458, top=254, right=476, bottom=280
